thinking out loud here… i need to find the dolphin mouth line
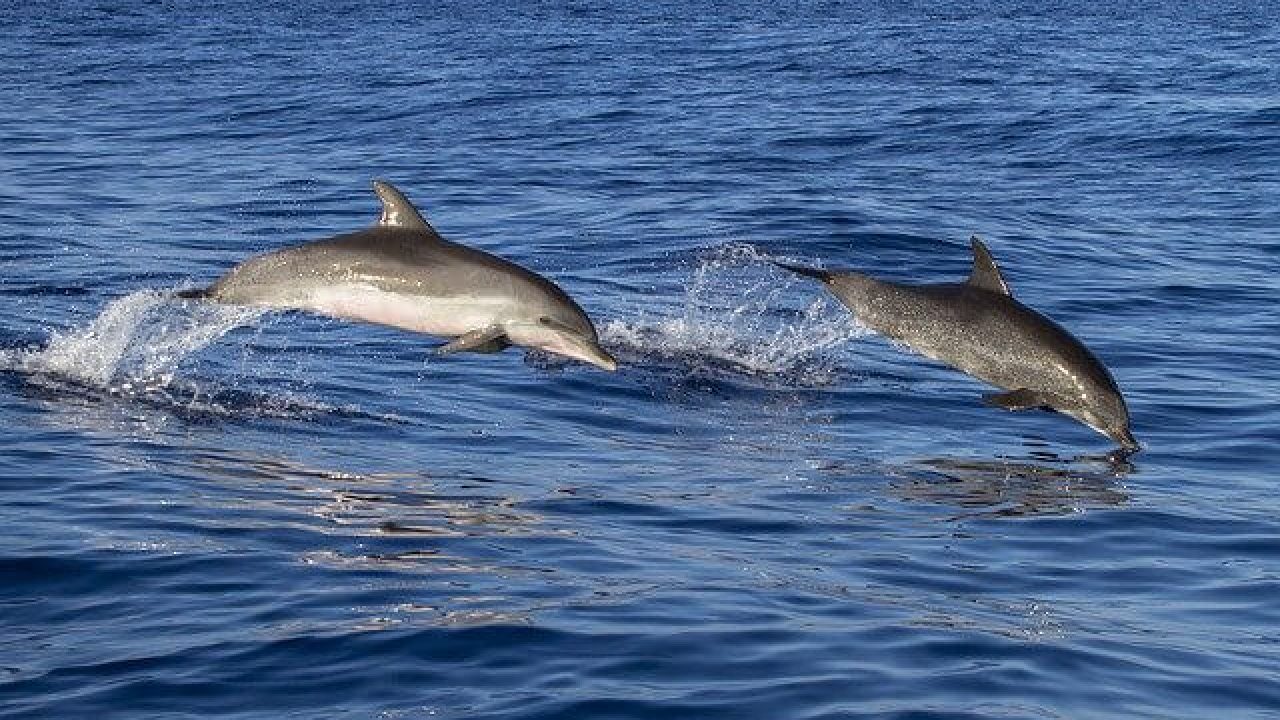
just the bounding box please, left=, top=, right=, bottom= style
left=553, top=336, right=618, bottom=372
left=590, top=350, right=618, bottom=372
left=1113, top=429, right=1141, bottom=451
left=1080, top=416, right=1139, bottom=452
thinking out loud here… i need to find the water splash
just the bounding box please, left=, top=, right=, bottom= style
left=0, top=290, right=409, bottom=425
left=6, top=289, right=264, bottom=390
left=602, top=244, right=865, bottom=386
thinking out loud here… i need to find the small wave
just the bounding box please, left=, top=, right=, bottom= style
left=602, top=244, right=865, bottom=386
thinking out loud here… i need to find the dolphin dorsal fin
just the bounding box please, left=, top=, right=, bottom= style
left=372, top=180, right=440, bottom=236
left=967, top=236, right=1011, bottom=296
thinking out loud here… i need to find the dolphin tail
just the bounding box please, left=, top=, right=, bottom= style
left=173, top=286, right=211, bottom=299
left=772, top=259, right=832, bottom=282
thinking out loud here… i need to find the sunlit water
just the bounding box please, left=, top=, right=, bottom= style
left=2, top=2, right=1278, bottom=719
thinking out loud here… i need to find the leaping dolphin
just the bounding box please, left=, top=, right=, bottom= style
left=179, top=180, right=617, bottom=371
left=777, top=237, right=1137, bottom=450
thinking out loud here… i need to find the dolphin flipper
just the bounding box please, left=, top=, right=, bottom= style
left=983, top=388, right=1052, bottom=411
left=437, top=326, right=511, bottom=355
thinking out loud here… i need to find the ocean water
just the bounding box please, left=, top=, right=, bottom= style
left=2, top=2, right=1279, bottom=718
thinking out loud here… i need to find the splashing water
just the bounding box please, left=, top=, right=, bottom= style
left=602, top=244, right=865, bottom=385
left=7, top=290, right=264, bottom=391
left=0, top=291, right=411, bottom=425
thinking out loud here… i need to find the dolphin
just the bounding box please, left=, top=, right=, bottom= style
left=178, top=180, right=617, bottom=371
left=777, top=237, right=1137, bottom=450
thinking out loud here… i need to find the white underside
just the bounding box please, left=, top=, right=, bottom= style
left=301, top=283, right=511, bottom=337
left=238, top=282, right=612, bottom=370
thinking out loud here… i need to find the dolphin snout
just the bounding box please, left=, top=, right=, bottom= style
left=585, top=345, right=618, bottom=372
left=1111, top=426, right=1140, bottom=452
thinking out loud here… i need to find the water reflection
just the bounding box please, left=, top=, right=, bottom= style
left=182, top=448, right=569, bottom=629
left=886, top=448, right=1132, bottom=518
left=187, top=448, right=557, bottom=543
left=5, top=362, right=406, bottom=436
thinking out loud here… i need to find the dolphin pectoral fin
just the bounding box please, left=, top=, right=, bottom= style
left=174, top=286, right=210, bottom=300
left=983, top=388, right=1050, bottom=411
left=436, top=326, right=511, bottom=355
left=463, top=336, right=512, bottom=354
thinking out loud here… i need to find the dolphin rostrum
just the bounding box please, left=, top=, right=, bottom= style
left=777, top=237, right=1137, bottom=450
left=179, top=180, right=617, bottom=371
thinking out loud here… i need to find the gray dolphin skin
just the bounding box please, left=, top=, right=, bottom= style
left=179, top=180, right=617, bottom=371
left=777, top=237, right=1138, bottom=450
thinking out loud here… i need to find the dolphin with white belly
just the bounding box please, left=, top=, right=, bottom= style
left=777, top=237, right=1138, bottom=450
left=179, top=180, right=617, bottom=371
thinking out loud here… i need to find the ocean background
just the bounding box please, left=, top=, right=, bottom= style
left=2, top=2, right=1278, bottom=718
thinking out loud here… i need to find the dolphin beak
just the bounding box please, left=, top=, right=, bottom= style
left=586, top=346, right=618, bottom=372
left=523, top=318, right=619, bottom=371
left=1111, top=427, right=1141, bottom=452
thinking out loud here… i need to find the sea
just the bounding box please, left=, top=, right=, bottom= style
left=1, top=2, right=1278, bottom=718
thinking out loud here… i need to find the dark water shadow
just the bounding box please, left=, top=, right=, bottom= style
left=885, top=448, right=1133, bottom=519
left=186, top=447, right=550, bottom=542
left=1, top=364, right=409, bottom=433
left=64, top=445, right=584, bottom=632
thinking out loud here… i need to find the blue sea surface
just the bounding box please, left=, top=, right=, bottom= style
left=2, top=2, right=1279, bottom=718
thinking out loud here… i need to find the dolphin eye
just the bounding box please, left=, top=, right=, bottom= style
left=538, top=317, right=552, bottom=326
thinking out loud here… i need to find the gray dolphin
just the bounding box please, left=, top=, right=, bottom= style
left=777, top=237, right=1137, bottom=450
left=179, top=180, right=617, bottom=371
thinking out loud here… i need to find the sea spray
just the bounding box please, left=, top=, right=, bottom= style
left=601, top=244, right=865, bottom=385
left=0, top=290, right=409, bottom=423
left=11, top=289, right=265, bottom=391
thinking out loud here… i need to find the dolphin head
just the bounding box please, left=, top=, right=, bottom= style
left=1073, top=385, right=1138, bottom=451
left=505, top=308, right=617, bottom=371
